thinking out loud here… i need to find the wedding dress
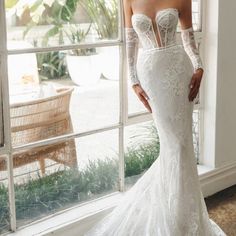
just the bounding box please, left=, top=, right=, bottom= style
left=84, top=8, right=227, bottom=236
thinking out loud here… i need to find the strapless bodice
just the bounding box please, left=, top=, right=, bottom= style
left=131, top=8, right=179, bottom=49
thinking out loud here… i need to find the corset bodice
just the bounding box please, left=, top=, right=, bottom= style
left=132, top=8, right=179, bottom=49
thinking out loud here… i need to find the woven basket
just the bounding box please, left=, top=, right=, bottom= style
left=0, top=87, right=77, bottom=174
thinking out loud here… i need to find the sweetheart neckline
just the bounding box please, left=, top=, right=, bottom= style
left=132, top=7, right=179, bottom=22
left=131, top=8, right=179, bottom=48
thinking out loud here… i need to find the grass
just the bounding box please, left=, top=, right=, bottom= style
left=0, top=122, right=160, bottom=233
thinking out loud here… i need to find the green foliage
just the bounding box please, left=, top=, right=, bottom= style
left=65, top=24, right=96, bottom=56
left=0, top=123, right=159, bottom=232
left=125, top=141, right=160, bottom=177
left=5, top=0, right=18, bottom=8
left=80, top=0, right=118, bottom=39
left=0, top=184, right=9, bottom=233
left=0, top=157, right=119, bottom=232
left=82, top=158, right=119, bottom=194
left=36, top=51, right=68, bottom=80
left=22, top=0, right=96, bottom=79
left=23, top=0, right=81, bottom=46
left=124, top=122, right=160, bottom=177
left=12, top=157, right=118, bottom=220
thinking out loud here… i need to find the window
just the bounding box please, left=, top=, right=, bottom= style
left=0, top=0, right=202, bottom=234
left=0, top=75, right=3, bottom=147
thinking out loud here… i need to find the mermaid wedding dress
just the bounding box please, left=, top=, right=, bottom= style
left=84, top=8, right=226, bottom=236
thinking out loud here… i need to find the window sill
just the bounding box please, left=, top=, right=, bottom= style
left=5, top=162, right=236, bottom=236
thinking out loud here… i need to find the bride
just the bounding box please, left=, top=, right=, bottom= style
left=84, top=0, right=227, bottom=235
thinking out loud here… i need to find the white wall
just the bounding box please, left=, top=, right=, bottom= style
left=201, top=0, right=219, bottom=167
left=202, top=0, right=236, bottom=168
left=215, top=0, right=236, bottom=167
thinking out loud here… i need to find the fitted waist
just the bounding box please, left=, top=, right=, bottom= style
left=140, top=43, right=184, bottom=53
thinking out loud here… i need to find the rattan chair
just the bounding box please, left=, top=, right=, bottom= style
left=0, top=87, right=77, bottom=174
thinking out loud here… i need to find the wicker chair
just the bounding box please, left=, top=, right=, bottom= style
left=0, top=87, right=77, bottom=174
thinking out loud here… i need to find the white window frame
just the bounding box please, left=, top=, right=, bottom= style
left=0, top=0, right=203, bottom=233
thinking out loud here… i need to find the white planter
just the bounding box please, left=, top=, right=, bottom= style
left=66, top=54, right=101, bottom=86
left=98, top=46, right=119, bottom=80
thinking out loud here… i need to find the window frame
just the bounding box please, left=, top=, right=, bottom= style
left=0, top=0, right=203, bottom=233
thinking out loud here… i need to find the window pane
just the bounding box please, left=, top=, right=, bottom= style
left=8, top=47, right=119, bottom=146
left=125, top=120, right=160, bottom=189
left=12, top=129, right=119, bottom=227
left=0, top=155, right=10, bottom=234
left=192, top=0, right=201, bottom=30
left=5, top=0, right=119, bottom=50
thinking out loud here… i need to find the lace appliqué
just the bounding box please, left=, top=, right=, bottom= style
left=158, top=48, right=191, bottom=143
left=132, top=14, right=159, bottom=50
left=181, top=27, right=203, bottom=72
left=158, top=10, right=178, bottom=47
left=160, top=49, right=185, bottom=95
left=125, top=28, right=140, bottom=86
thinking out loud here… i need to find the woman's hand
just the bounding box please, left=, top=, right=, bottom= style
left=188, top=68, right=204, bottom=102
left=132, top=84, right=152, bottom=113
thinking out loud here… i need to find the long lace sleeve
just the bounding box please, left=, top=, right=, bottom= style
left=181, top=27, right=203, bottom=72
left=125, top=27, right=140, bottom=86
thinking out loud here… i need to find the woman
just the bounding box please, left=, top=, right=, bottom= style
left=84, top=0, right=227, bottom=235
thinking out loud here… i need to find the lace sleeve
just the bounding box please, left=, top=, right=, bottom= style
left=125, top=28, right=140, bottom=86
left=181, top=27, right=203, bottom=72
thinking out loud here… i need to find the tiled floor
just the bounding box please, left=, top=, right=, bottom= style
left=205, top=184, right=236, bottom=236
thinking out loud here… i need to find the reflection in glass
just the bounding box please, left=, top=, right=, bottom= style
left=5, top=0, right=118, bottom=49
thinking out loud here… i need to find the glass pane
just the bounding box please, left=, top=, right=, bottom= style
left=124, top=120, right=160, bottom=190
left=5, top=0, right=119, bottom=50
left=0, top=155, right=10, bottom=234
left=175, top=0, right=201, bottom=32
left=192, top=0, right=201, bottom=30
left=12, top=129, right=119, bottom=227
left=8, top=47, right=119, bottom=146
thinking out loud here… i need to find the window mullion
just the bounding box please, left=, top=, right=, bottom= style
left=118, top=0, right=126, bottom=192
left=7, top=40, right=123, bottom=55
left=0, top=1, right=17, bottom=232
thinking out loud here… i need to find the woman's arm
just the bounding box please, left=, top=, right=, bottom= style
left=179, top=0, right=203, bottom=72
left=124, top=0, right=140, bottom=86
left=179, top=0, right=204, bottom=102
left=123, top=0, right=152, bottom=113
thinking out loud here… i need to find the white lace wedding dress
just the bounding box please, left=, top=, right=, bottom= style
left=84, top=8, right=227, bottom=236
